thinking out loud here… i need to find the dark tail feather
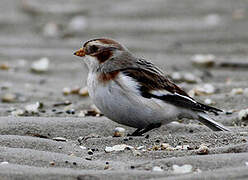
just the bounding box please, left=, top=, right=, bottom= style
left=197, top=102, right=223, bottom=115
left=197, top=112, right=230, bottom=131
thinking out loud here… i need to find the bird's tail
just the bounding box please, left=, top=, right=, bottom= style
left=197, top=112, right=230, bottom=131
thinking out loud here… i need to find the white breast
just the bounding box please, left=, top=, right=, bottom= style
left=87, top=72, right=181, bottom=129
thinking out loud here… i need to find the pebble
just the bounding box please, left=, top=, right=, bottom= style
left=43, top=22, right=60, bottom=37
left=188, top=84, right=215, bottom=97
left=0, top=161, right=9, bottom=165
left=183, top=72, right=201, bottom=83
left=1, top=93, right=17, bottom=103
left=105, top=144, right=134, bottom=153
left=85, top=157, right=92, bottom=161
left=171, top=72, right=201, bottom=83
left=197, top=144, right=209, bottom=155
left=132, top=150, right=141, bottom=156
left=79, top=146, right=87, bottom=150
left=88, top=149, right=94, bottom=155
left=25, top=102, right=43, bottom=113
left=52, top=137, right=67, bottom=142
left=238, top=109, right=248, bottom=121
left=31, top=57, right=50, bottom=73
left=1, top=82, right=13, bottom=90
left=152, top=166, right=163, bottom=172
left=191, top=54, right=215, bottom=68
left=204, top=98, right=214, bottom=105
left=68, top=16, right=87, bottom=33
left=230, top=88, right=243, bottom=95
left=0, top=63, right=10, bottom=70
left=62, top=87, right=71, bottom=95
left=11, top=109, right=24, bottom=116
left=205, top=14, right=221, bottom=26
left=79, top=87, right=89, bottom=96
left=113, top=127, right=126, bottom=137
left=172, top=164, right=193, bottom=174
left=49, top=161, right=55, bottom=166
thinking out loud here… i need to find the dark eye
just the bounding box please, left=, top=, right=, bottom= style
left=89, top=45, right=99, bottom=53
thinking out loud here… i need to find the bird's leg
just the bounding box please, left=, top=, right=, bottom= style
left=129, top=123, right=162, bottom=136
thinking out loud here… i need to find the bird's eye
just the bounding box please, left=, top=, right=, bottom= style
left=89, top=45, right=99, bottom=53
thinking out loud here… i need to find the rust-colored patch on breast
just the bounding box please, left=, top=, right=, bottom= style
left=98, top=71, right=120, bottom=84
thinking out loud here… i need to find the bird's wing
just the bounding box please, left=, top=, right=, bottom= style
left=114, top=59, right=222, bottom=114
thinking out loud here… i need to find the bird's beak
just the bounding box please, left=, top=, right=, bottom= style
left=73, top=48, right=85, bottom=57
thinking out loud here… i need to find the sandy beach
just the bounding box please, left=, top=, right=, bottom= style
left=1, top=0, right=248, bottom=179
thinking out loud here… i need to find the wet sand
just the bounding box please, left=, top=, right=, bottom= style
left=1, top=0, right=248, bottom=179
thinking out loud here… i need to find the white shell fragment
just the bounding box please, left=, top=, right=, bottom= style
left=1, top=93, right=17, bottom=103
left=152, top=166, right=163, bottom=172
left=204, top=98, right=214, bottom=105
left=79, top=87, right=89, bottom=96
left=105, top=144, right=134, bottom=153
left=25, top=102, right=42, bottom=113
left=238, top=109, right=248, bottom=121
left=11, top=109, right=25, bottom=116
left=68, top=16, right=87, bottom=32
left=113, top=127, right=126, bottom=137
left=31, top=57, right=50, bottom=73
left=52, top=137, right=67, bottom=142
left=172, top=164, right=193, bottom=174
left=0, top=161, right=9, bottom=165
left=43, top=22, right=59, bottom=37
left=191, top=54, right=215, bottom=68
left=230, top=88, right=243, bottom=96
left=197, top=144, right=209, bottom=155
left=188, top=84, right=215, bottom=97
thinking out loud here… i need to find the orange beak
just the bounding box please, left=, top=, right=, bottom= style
left=73, top=48, right=85, bottom=57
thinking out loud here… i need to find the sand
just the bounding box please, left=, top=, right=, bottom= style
left=1, top=0, right=248, bottom=179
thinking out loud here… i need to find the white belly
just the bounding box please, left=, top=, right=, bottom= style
left=87, top=72, right=180, bottom=129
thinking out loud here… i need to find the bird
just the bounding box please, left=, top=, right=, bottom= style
left=73, top=38, right=230, bottom=136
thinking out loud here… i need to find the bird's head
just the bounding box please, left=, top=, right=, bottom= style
left=74, top=38, right=127, bottom=70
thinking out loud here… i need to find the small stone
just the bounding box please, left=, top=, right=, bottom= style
left=191, top=54, right=215, bottom=68
left=152, top=166, right=163, bottom=172
left=79, top=146, right=87, bottom=150
left=62, top=87, right=71, bottom=95
left=1, top=93, right=17, bottom=103
left=205, top=14, right=221, bottom=26
left=105, top=144, right=133, bottom=153
left=0, top=63, right=10, bottom=70
left=238, top=109, right=248, bottom=121
left=43, top=22, right=59, bottom=37
left=244, top=88, right=248, bottom=96
left=79, top=87, right=89, bottom=96
left=71, top=86, right=80, bottom=94
left=245, top=162, right=248, bottom=166
left=204, top=98, right=214, bottom=105
left=31, top=57, right=50, bottom=73
left=52, top=137, right=67, bottom=142
left=161, top=143, right=172, bottom=150
left=132, top=150, right=141, bottom=156
left=11, top=109, right=24, bottom=116
left=1, top=82, right=13, bottom=90
left=137, top=146, right=145, bottom=150
left=88, top=149, right=93, bottom=155
left=230, top=88, right=243, bottom=96
left=183, top=73, right=201, bottom=83
left=66, top=109, right=75, bottom=114
left=0, top=161, right=9, bottom=165
left=197, top=144, right=209, bottom=155
left=113, top=127, right=126, bottom=137
left=171, top=72, right=182, bottom=81
left=85, top=157, right=92, bottom=161
left=172, top=164, right=193, bottom=174
left=189, top=84, right=216, bottom=96
left=68, top=16, right=87, bottom=33
left=58, top=146, right=62, bottom=149
left=90, top=104, right=101, bottom=114
left=49, top=161, right=55, bottom=166
left=25, top=102, right=42, bottom=113
left=104, top=164, right=110, bottom=170
left=73, top=162, right=77, bottom=166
